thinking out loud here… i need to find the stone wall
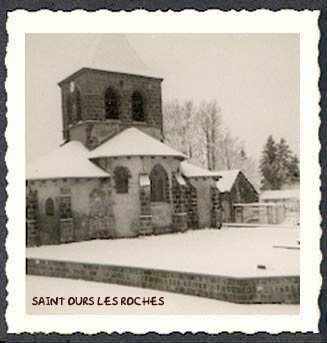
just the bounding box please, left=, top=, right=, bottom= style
left=26, top=178, right=115, bottom=246
left=211, top=186, right=222, bottom=228
left=186, top=178, right=220, bottom=229
left=185, top=181, right=199, bottom=229
left=26, top=258, right=300, bottom=304
left=69, top=121, right=162, bottom=150
left=97, top=156, right=179, bottom=237
left=59, top=68, right=163, bottom=144
left=26, top=188, right=39, bottom=246
left=139, top=176, right=153, bottom=235
left=221, top=193, right=232, bottom=223
left=171, top=173, right=188, bottom=232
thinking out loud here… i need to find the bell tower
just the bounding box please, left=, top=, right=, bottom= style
left=58, top=67, right=164, bottom=149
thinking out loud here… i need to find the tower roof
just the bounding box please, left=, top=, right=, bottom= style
left=89, top=127, right=187, bottom=160
left=58, top=34, right=163, bottom=85
left=26, top=141, right=110, bottom=180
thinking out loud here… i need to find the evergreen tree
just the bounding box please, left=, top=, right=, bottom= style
left=287, top=153, right=300, bottom=184
left=275, top=138, right=292, bottom=187
left=260, top=135, right=279, bottom=189
left=260, top=136, right=300, bottom=190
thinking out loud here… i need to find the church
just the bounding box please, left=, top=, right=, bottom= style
left=26, top=67, right=223, bottom=247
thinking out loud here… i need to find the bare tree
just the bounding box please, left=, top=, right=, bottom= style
left=163, top=99, right=260, bottom=189
left=197, top=100, right=222, bottom=170
left=215, top=129, right=260, bottom=189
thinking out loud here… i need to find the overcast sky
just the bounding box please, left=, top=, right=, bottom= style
left=26, top=33, right=299, bottom=163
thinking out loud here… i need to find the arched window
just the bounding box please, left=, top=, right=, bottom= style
left=105, top=87, right=119, bottom=119
left=150, top=165, right=168, bottom=202
left=132, top=91, right=144, bottom=121
left=75, top=89, right=82, bottom=122
left=45, top=197, right=55, bottom=216
left=66, top=95, right=73, bottom=125
left=114, top=166, right=130, bottom=194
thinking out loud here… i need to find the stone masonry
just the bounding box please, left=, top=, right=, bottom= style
left=139, top=175, right=153, bottom=235
left=211, top=186, right=222, bottom=228
left=27, top=258, right=300, bottom=304
left=26, top=188, right=39, bottom=247
left=59, top=68, right=163, bottom=146
left=185, top=180, right=199, bottom=229
left=171, top=173, right=188, bottom=232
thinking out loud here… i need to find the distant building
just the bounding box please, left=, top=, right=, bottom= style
left=26, top=67, right=222, bottom=247
left=260, top=188, right=300, bottom=225
left=260, top=188, right=299, bottom=205
left=229, top=187, right=300, bottom=226
left=216, top=170, right=258, bottom=223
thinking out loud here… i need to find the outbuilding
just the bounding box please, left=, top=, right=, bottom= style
left=216, top=170, right=258, bottom=223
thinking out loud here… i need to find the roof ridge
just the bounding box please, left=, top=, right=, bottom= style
left=88, top=127, right=187, bottom=160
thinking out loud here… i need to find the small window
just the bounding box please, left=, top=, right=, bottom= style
left=132, top=91, right=144, bottom=121
left=114, top=166, right=130, bottom=194
left=150, top=165, right=167, bottom=202
left=45, top=198, right=55, bottom=216
left=105, top=87, right=119, bottom=119
left=75, top=89, right=82, bottom=122
left=66, top=95, right=73, bottom=124
left=59, top=196, right=72, bottom=219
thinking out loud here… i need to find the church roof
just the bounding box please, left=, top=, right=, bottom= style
left=180, top=162, right=221, bottom=178
left=26, top=141, right=109, bottom=180
left=58, top=34, right=163, bottom=85
left=89, top=128, right=187, bottom=160
left=215, top=169, right=240, bottom=192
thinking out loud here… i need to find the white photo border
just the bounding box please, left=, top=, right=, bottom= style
left=5, top=9, right=320, bottom=334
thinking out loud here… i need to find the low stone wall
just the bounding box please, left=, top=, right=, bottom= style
left=26, top=258, right=299, bottom=304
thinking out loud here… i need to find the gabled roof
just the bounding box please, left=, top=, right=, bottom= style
left=215, top=169, right=240, bottom=192
left=180, top=161, right=221, bottom=178
left=89, top=127, right=187, bottom=160
left=26, top=141, right=109, bottom=180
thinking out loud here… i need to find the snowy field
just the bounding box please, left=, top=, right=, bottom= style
left=26, top=227, right=299, bottom=277
left=26, top=275, right=299, bottom=315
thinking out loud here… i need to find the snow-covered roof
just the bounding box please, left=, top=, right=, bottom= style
left=58, top=34, right=163, bottom=85
left=89, top=128, right=187, bottom=160
left=26, top=141, right=110, bottom=180
left=260, top=189, right=300, bottom=201
left=180, top=162, right=221, bottom=178
left=215, top=170, right=240, bottom=192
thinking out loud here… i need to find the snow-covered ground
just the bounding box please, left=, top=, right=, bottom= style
left=26, top=227, right=299, bottom=277
left=26, top=275, right=299, bottom=315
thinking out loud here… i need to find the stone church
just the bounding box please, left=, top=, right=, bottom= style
left=26, top=67, right=222, bottom=247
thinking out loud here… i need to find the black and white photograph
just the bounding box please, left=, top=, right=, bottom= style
left=24, top=33, right=300, bottom=315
